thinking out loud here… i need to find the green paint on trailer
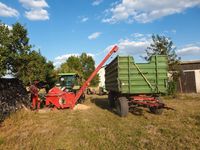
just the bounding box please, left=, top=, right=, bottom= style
left=105, top=55, right=168, bottom=95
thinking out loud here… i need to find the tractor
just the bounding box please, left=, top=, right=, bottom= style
left=57, top=73, right=85, bottom=103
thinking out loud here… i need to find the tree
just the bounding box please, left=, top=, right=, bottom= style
left=0, top=23, right=10, bottom=76
left=145, top=34, right=180, bottom=79
left=59, top=53, right=99, bottom=86
left=80, top=53, right=99, bottom=86
left=0, top=21, right=56, bottom=87
left=8, top=22, right=32, bottom=74
left=145, top=34, right=180, bottom=95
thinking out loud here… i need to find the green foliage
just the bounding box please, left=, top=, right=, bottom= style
left=168, top=81, right=177, bottom=97
left=59, top=53, right=99, bottom=86
left=0, top=23, right=11, bottom=76
left=145, top=34, right=181, bottom=80
left=0, top=21, right=56, bottom=87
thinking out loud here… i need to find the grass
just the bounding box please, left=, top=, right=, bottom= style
left=0, top=94, right=200, bottom=150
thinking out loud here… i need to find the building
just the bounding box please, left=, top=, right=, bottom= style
left=98, top=67, right=105, bottom=88
left=177, top=60, right=200, bottom=93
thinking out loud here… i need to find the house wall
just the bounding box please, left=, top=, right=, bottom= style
left=177, top=61, right=200, bottom=93
left=98, top=67, right=105, bottom=87
left=181, top=63, right=200, bottom=70
left=195, top=70, right=200, bottom=93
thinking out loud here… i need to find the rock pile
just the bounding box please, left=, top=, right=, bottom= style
left=0, top=78, right=31, bottom=122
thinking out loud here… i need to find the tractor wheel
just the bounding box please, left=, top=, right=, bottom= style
left=116, top=97, right=129, bottom=117
left=108, top=92, right=115, bottom=108
left=149, top=97, right=163, bottom=115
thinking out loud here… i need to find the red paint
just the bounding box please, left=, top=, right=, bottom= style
left=32, top=96, right=40, bottom=109
left=46, top=87, right=76, bottom=109
left=45, top=46, right=118, bottom=109
left=129, top=95, right=164, bottom=108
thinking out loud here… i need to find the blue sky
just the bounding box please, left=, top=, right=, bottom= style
left=0, top=0, right=200, bottom=67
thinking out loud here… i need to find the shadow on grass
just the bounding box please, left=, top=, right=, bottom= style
left=90, top=97, right=110, bottom=110
left=90, top=97, right=145, bottom=116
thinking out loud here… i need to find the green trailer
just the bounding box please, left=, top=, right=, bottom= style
left=105, top=55, right=168, bottom=117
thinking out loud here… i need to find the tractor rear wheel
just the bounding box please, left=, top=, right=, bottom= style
left=116, top=97, right=129, bottom=117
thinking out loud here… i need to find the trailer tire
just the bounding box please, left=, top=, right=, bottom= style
left=116, top=97, right=129, bottom=117
left=149, top=107, right=163, bottom=115
left=149, top=97, right=163, bottom=115
left=108, top=92, right=115, bottom=108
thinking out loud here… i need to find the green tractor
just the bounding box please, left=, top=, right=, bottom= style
left=58, top=73, right=85, bottom=103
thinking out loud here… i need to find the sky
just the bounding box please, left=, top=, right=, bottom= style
left=0, top=0, right=200, bottom=67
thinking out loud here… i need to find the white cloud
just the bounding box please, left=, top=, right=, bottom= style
left=177, top=44, right=200, bottom=56
left=25, top=9, right=49, bottom=21
left=164, top=29, right=177, bottom=34
left=131, top=33, right=144, bottom=38
left=19, top=0, right=48, bottom=8
left=92, top=0, right=103, bottom=6
left=103, top=0, right=200, bottom=24
left=105, top=34, right=151, bottom=57
left=80, top=16, right=89, bottom=22
left=0, top=2, right=19, bottom=17
left=19, top=0, right=49, bottom=21
left=88, top=32, right=102, bottom=40
left=110, top=39, right=150, bottom=56
left=5, top=24, right=12, bottom=30
left=54, top=53, right=95, bottom=67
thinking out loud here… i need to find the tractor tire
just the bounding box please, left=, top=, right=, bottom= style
left=108, top=92, right=115, bottom=108
left=116, top=97, right=129, bottom=117
left=149, top=97, right=163, bottom=115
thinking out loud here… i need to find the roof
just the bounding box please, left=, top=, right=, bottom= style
left=58, top=73, right=77, bottom=76
left=181, top=60, right=200, bottom=65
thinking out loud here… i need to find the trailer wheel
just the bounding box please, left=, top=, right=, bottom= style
left=149, top=107, right=163, bottom=115
left=149, top=97, right=163, bottom=115
left=108, top=92, right=115, bottom=108
left=116, top=97, right=129, bottom=117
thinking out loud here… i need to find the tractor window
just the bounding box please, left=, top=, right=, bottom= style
left=59, top=75, right=76, bottom=89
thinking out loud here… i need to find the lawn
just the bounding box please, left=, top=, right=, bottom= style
left=0, top=94, right=200, bottom=150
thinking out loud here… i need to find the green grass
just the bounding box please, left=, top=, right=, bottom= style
left=0, top=94, right=200, bottom=150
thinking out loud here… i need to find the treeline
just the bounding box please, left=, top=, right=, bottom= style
left=0, top=22, right=56, bottom=87
left=57, top=53, right=99, bottom=86
left=0, top=21, right=99, bottom=87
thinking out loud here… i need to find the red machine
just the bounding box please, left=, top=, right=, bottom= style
left=45, top=45, right=118, bottom=109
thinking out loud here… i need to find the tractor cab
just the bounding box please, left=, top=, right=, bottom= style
left=58, top=73, right=80, bottom=92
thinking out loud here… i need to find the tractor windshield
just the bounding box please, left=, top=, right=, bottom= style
left=58, top=73, right=80, bottom=91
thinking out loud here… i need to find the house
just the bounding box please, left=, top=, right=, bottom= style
left=98, top=66, right=105, bottom=88
left=177, top=60, right=200, bottom=93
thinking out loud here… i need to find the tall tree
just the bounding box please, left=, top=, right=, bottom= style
left=0, top=21, right=56, bottom=86
left=80, top=53, right=99, bottom=86
left=0, top=23, right=10, bottom=76
left=9, top=22, right=32, bottom=74
left=145, top=34, right=180, bottom=80
left=59, top=53, right=99, bottom=86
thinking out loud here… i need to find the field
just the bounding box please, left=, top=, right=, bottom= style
left=0, top=94, right=200, bottom=150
